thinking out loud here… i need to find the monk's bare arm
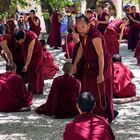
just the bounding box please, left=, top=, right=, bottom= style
left=92, top=38, right=104, bottom=83
left=0, top=40, right=13, bottom=62
left=90, top=20, right=96, bottom=26
left=73, top=43, right=83, bottom=66
left=128, top=15, right=140, bottom=24
left=119, top=24, right=125, bottom=43
left=25, top=39, right=35, bottom=68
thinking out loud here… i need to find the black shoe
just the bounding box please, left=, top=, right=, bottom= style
left=108, top=110, right=119, bottom=124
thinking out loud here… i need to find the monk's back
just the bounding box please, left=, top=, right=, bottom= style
left=53, top=75, right=80, bottom=117
left=64, top=113, right=115, bottom=140
left=0, top=72, right=32, bottom=112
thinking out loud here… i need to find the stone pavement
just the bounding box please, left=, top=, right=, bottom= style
left=0, top=43, right=140, bottom=140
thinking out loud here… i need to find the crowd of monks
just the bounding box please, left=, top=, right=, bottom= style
left=0, top=3, right=139, bottom=139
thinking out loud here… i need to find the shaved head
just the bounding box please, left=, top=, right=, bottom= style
left=63, top=62, right=72, bottom=74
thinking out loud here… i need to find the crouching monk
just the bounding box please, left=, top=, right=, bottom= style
left=35, top=62, right=81, bottom=118
left=63, top=92, right=115, bottom=140
left=0, top=62, right=32, bottom=112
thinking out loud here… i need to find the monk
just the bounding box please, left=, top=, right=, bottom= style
left=40, top=39, right=59, bottom=79
left=47, top=10, right=62, bottom=49
left=14, top=29, right=44, bottom=94
left=28, top=10, right=41, bottom=36
left=128, top=6, right=140, bottom=51
left=112, top=54, right=136, bottom=98
left=85, top=8, right=97, bottom=27
left=35, top=62, right=81, bottom=118
left=62, top=28, right=73, bottom=52
left=71, top=14, right=114, bottom=123
left=97, top=6, right=109, bottom=34
left=134, top=40, right=140, bottom=65
left=63, top=92, right=115, bottom=140
left=0, top=62, right=32, bottom=112
left=63, top=29, right=76, bottom=59
left=104, top=18, right=129, bottom=56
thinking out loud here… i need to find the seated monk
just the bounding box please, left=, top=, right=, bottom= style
left=40, top=39, right=59, bottom=79
left=35, top=62, right=81, bottom=118
left=63, top=92, right=115, bottom=140
left=0, top=62, right=32, bottom=112
left=112, top=54, right=136, bottom=98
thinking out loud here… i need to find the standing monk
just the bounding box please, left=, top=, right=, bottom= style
left=104, top=18, right=129, bottom=56
left=28, top=10, right=41, bottom=37
left=71, top=14, right=114, bottom=123
left=97, top=6, right=109, bottom=34
left=128, top=6, right=140, bottom=51
left=112, top=54, right=136, bottom=98
left=85, top=8, right=97, bottom=27
left=14, top=29, right=44, bottom=94
left=47, top=9, right=62, bottom=49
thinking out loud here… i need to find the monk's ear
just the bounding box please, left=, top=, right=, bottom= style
left=76, top=103, right=82, bottom=114
left=93, top=102, right=96, bottom=110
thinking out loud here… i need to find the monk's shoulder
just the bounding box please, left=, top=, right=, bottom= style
left=89, top=26, right=102, bottom=39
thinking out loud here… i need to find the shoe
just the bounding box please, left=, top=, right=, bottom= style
left=108, top=110, right=119, bottom=124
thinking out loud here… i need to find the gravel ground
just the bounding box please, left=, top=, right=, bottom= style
left=0, top=43, right=140, bottom=140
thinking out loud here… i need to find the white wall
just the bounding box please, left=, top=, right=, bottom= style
left=112, top=0, right=122, bottom=18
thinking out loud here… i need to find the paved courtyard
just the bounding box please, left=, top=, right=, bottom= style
left=0, top=43, right=140, bottom=140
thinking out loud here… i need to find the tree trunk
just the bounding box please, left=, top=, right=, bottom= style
left=0, top=0, right=11, bottom=12
left=40, top=0, right=52, bottom=33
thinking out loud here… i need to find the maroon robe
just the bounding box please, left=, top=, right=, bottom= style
left=113, top=62, right=136, bottom=98
left=28, top=16, right=41, bottom=36
left=89, top=15, right=97, bottom=27
left=22, top=30, right=44, bottom=94
left=0, top=72, right=32, bottom=112
left=134, top=40, right=140, bottom=63
left=43, top=48, right=59, bottom=79
left=97, top=12, right=109, bottom=34
left=47, top=10, right=61, bottom=48
left=64, top=41, right=75, bottom=59
left=62, top=33, right=73, bottom=52
left=104, top=19, right=124, bottom=56
left=128, top=13, right=140, bottom=50
left=80, top=25, right=114, bottom=122
left=72, top=42, right=84, bottom=81
left=35, top=74, right=81, bottom=118
left=63, top=113, right=115, bottom=140
left=0, top=34, right=25, bottom=80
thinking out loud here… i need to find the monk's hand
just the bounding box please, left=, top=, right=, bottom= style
left=71, top=64, right=77, bottom=74
left=22, top=65, right=28, bottom=72
left=97, top=74, right=104, bottom=83
left=73, top=33, right=80, bottom=42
